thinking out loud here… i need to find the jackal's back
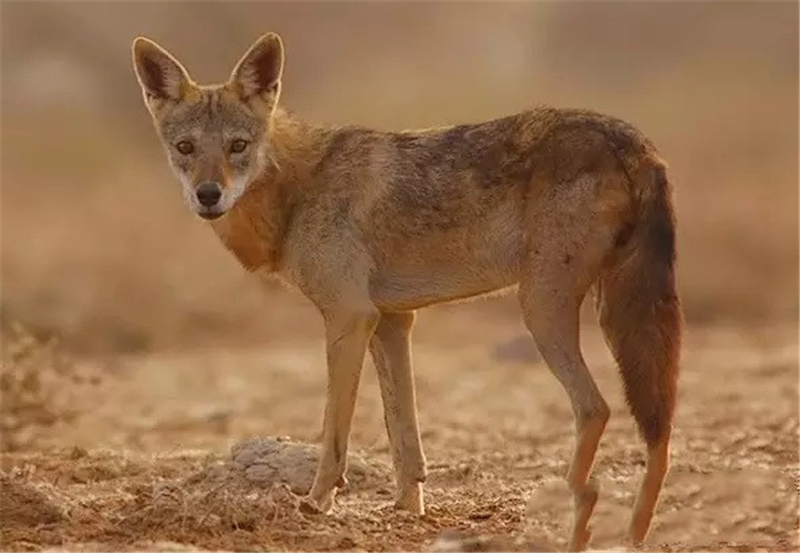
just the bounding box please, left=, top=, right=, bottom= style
left=340, top=110, right=549, bottom=308
left=306, top=106, right=654, bottom=309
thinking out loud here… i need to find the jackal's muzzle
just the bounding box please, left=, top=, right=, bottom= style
left=194, top=181, right=224, bottom=219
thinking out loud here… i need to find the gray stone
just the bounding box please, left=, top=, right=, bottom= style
left=191, top=437, right=390, bottom=495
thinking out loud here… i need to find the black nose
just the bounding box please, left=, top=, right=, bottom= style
left=196, top=182, right=222, bottom=207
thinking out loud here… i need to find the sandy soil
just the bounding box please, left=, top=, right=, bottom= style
left=1, top=318, right=797, bottom=552
left=1, top=4, right=797, bottom=552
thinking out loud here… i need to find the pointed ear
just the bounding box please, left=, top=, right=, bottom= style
left=229, top=33, right=284, bottom=102
left=132, top=37, right=192, bottom=103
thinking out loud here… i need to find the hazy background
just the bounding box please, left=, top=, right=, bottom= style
left=2, top=1, right=798, bottom=353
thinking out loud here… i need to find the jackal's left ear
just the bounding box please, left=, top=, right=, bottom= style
left=230, top=33, right=284, bottom=103
left=132, top=37, right=193, bottom=104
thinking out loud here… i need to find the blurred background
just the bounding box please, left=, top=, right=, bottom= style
left=1, top=1, right=798, bottom=354
left=1, top=6, right=798, bottom=550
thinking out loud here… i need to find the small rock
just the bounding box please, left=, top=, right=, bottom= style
left=68, top=446, right=88, bottom=460
left=193, top=437, right=389, bottom=495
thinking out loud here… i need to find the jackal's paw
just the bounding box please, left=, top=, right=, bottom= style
left=394, top=482, right=425, bottom=515
left=300, top=492, right=335, bottom=515
left=568, top=527, right=592, bottom=552
left=622, top=534, right=646, bottom=551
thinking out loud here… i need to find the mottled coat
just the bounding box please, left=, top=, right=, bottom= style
left=133, top=34, right=682, bottom=551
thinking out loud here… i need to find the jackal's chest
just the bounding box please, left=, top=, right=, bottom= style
left=210, top=210, right=280, bottom=273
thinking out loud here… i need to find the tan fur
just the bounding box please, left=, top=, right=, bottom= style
left=133, top=34, right=682, bottom=550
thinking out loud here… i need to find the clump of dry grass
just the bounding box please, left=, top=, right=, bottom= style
left=120, top=437, right=389, bottom=538
left=0, top=472, right=65, bottom=549
left=125, top=479, right=301, bottom=537
left=0, top=321, right=100, bottom=451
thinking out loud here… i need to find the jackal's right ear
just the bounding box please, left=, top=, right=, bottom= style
left=132, top=37, right=192, bottom=105
left=229, top=33, right=284, bottom=104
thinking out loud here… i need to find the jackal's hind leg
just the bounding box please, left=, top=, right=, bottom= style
left=628, top=429, right=671, bottom=544
left=518, top=200, right=615, bottom=552
left=520, top=286, right=609, bottom=552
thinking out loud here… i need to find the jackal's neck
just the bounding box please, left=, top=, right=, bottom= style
left=268, top=107, right=334, bottom=184
left=209, top=108, right=329, bottom=274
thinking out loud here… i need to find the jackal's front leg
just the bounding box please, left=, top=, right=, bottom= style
left=303, top=308, right=379, bottom=514
left=369, top=311, right=427, bottom=514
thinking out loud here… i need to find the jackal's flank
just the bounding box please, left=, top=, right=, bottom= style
left=133, top=33, right=681, bottom=551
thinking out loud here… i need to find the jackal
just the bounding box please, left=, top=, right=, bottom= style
left=132, top=33, right=681, bottom=551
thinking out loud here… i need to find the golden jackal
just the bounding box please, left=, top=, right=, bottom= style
left=133, top=33, right=681, bottom=551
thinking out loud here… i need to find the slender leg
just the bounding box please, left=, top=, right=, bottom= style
left=368, top=310, right=427, bottom=514
left=304, top=308, right=379, bottom=513
left=629, top=432, right=671, bottom=543
left=520, top=286, right=609, bottom=552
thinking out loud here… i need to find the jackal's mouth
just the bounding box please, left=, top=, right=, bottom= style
left=197, top=209, right=225, bottom=221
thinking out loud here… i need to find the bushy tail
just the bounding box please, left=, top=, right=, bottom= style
left=596, top=160, right=682, bottom=445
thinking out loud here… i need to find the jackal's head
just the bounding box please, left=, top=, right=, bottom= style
left=132, top=34, right=284, bottom=220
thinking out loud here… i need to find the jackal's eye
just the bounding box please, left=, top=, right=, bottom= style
left=176, top=141, right=194, bottom=155
left=230, top=139, right=249, bottom=154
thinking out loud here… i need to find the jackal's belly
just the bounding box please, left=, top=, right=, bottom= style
left=368, top=233, right=523, bottom=311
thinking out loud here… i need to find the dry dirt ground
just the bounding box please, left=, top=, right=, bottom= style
left=1, top=4, right=797, bottom=552
left=1, top=317, right=798, bottom=552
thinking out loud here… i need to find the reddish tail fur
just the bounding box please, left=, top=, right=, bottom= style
left=597, top=161, right=682, bottom=446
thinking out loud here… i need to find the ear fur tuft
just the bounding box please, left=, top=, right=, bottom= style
left=132, top=37, right=192, bottom=102
left=230, top=33, right=284, bottom=101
